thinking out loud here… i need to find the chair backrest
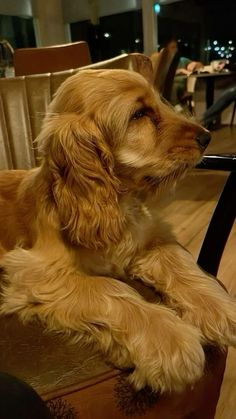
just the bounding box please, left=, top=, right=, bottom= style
left=13, top=41, right=92, bottom=76
left=162, top=53, right=180, bottom=102
left=0, top=53, right=153, bottom=170
left=152, top=47, right=179, bottom=100
left=81, top=53, right=154, bottom=83
left=0, top=74, right=64, bottom=169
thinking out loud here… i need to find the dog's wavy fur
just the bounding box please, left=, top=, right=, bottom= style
left=0, top=69, right=236, bottom=393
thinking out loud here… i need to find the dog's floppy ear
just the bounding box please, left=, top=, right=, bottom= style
left=38, top=114, right=124, bottom=249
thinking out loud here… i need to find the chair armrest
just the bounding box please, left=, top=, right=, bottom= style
left=196, top=153, right=236, bottom=171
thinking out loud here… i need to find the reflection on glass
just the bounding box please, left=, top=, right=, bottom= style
left=0, top=40, right=14, bottom=77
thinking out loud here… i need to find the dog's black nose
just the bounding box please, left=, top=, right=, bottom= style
left=196, top=130, right=211, bottom=149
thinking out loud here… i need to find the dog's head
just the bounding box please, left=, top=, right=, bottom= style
left=37, top=69, right=210, bottom=248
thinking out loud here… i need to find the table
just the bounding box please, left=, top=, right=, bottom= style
left=189, top=70, right=236, bottom=109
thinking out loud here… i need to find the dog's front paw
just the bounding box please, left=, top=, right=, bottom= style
left=110, top=308, right=205, bottom=394
left=129, top=320, right=204, bottom=393
left=182, top=291, right=236, bottom=348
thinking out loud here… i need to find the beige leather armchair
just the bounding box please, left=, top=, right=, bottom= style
left=0, top=53, right=227, bottom=417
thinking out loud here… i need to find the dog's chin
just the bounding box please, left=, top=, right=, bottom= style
left=142, top=163, right=191, bottom=193
left=118, top=161, right=195, bottom=196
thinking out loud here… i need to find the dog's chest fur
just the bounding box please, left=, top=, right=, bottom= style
left=76, top=198, right=157, bottom=279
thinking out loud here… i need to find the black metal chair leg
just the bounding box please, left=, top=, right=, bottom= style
left=197, top=171, right=236, bottom=276
left=230, top=100, right=236, bottom=126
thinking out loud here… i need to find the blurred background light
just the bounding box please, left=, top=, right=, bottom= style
left=153, top=3, right=161, bottom=14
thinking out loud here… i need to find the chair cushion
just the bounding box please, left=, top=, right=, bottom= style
left=0, top=302, right=226, bottom=418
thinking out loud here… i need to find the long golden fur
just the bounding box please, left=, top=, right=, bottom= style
left=0, top=69, right=235, bottom=393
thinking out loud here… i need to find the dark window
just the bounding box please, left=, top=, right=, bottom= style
left=70, top=11, right=143, bottom=62
left=0, top=15, right=36, bottom=49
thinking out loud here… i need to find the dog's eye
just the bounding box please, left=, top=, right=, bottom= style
left=131, top=108, right=147, bottom=120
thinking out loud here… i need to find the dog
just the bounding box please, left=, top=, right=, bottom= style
left=0, top=69, right=235, bottom=394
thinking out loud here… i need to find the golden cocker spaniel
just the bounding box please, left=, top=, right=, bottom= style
left=0, top=69, right=235, bottom=393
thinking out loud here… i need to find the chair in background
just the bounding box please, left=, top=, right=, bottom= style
left=151, top=47, right=180, bottom=101
left=13, top=41, right=92, bottom=76
left=182, top=75, right=197, bottom=114
left=0, top=39, right=14, bottom=77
